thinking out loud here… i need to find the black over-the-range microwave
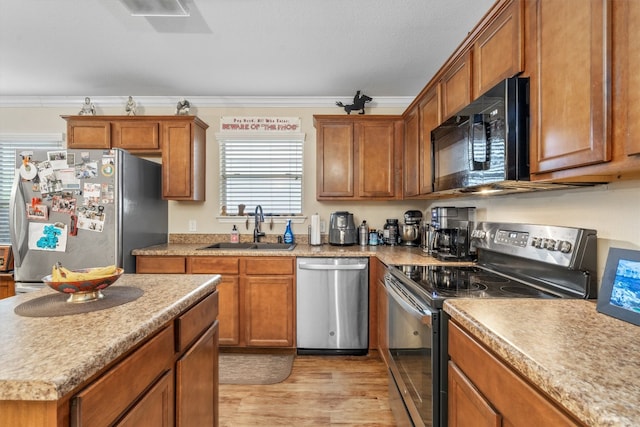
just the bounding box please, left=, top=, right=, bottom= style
left=431, top=76, right=532, bottom=194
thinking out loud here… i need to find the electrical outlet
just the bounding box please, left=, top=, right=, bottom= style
left=320, top=220, right=326, bottom=233
left=188, top=219, right=197, bottom=232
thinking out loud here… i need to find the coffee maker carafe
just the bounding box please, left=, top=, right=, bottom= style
left=430, top=207, right=476, bottom=261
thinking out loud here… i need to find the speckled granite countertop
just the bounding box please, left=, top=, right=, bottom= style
left=132, top=242, right=475, bottom=267
left=0, top=274, right=219, bottom=401
left=444, top=299, right=640, bottom=427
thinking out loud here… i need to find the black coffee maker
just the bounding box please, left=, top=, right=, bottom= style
left=430, top=207, right=476, bottom=261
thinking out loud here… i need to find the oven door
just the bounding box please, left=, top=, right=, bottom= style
left=384, top=273, right=439, bottom=427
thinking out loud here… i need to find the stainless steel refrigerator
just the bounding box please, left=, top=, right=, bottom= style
left=10, top=148, right=167, bottom=292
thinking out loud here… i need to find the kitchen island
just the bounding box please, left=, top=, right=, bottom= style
left=444, top=299, right=640, bottom=427
left=0, top=273, right=220, bottom=427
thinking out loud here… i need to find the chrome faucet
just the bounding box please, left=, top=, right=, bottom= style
left=253, top=205, right=265, bottom=242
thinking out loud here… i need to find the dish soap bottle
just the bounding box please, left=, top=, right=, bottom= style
left=230, top=225, right=239, bottom=243
left=283, top=219, right=294, bottom=244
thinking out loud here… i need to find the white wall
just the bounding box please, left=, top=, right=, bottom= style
left=2, top=104, right=639, bottom=282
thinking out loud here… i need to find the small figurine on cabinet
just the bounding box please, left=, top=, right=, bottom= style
left=175, top=98, right=190, bottom=115
left=336, top=90, right=372, bottom=115
left=79, top=97, right=96, bottom=115
left=125, top=96, right=137, bottom=116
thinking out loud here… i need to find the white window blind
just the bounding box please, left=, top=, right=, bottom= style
left=219, top=138, right=303, bottom=215
left=0, top=134, right=64, bottom=244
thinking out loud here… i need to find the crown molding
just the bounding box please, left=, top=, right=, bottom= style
left=0, top=95, right=413, bottom=109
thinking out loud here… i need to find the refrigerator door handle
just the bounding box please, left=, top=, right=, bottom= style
left=9, top=169, right=29, bottom=268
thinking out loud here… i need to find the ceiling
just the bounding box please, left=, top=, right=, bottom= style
left=0, top=0, right=495, bottom=104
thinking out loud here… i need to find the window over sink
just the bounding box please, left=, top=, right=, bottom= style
left=217, top=133, right=304, bottom=216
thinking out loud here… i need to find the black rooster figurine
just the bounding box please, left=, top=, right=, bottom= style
left=336, top=91, right=372, bottom=114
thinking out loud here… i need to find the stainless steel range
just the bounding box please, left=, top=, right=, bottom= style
left=382, top=222, right=597, bottom=427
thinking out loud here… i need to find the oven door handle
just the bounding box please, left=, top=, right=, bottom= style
left=383, top=279, right=432, bottom=324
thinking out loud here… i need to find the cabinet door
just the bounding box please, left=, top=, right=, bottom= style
left=71, top=326, right=174, bottom=427
left=473, top=0, right=524, bottom=98
left=162, top=121, right=196, bottom=200
left=112, top=121, right=160, bottom=152
left=355, top=120, right=400, bottom=198
left=440, top=49, right=473, bottom=121
left=403, top=107, right=420, bottom=197
left=418, top=86, right=439, bottom=195
left=625, top=0, right=640, bottom=156
left=176, top=322, right=218, bottom=427
left=67, top=120, right=111, bottom=149
left=316, top=121, right=355, bottom=197
left=116, top=370, right=174, bottom=427
left=530, top=0, right=610, bottom=174
left=448, top=361, right=502, bottom=427
left=217, top=276, right=240, bottom=346
left=375, top=261, right=389, bottom=367
left=243, top=276, right=294, bottom=347
left=188, top=257, right=240, bottom=346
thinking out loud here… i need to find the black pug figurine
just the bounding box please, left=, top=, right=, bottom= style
left=336, top=91, right=372, bottom=114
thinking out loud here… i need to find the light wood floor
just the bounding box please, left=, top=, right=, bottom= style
left=219, top=354, right=397, bottom=426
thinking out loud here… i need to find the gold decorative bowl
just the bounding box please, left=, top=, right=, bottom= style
left=42, top=268, right=124, bottom=303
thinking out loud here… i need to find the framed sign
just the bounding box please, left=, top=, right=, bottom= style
left=597, top=248, right=640, bottom=326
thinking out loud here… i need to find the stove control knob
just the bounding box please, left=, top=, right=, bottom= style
left=545, top=239, right=557, bottom=250
left=557, top=240, right=572, bottom=253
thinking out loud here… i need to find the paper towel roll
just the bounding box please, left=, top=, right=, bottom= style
left=310, top=214, right=321, bottom=245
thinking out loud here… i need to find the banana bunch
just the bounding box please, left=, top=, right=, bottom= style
left=51, top=263, right=118, bottom=282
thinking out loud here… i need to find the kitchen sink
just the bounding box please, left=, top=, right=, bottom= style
left=198, top=242, right=256, bottom=249
left=197, top=242, right=296, bottom=251
left=252, top=242, right=297, bottom=250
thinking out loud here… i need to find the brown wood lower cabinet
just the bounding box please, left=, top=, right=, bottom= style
left=448, top=321, right=583, bottom=426
left=136, top=255, right=295, bottom=349
left=67, top=291, right=219, bottom=427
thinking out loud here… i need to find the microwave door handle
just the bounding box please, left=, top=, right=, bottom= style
left=469, top=114, right=490, bottom=170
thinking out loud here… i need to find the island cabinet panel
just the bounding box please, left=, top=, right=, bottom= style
left=448, top=321, right=583, bottom=426
left=529, top=0, right=611, bottom=175
left=116, top=370, right=173, bottom=427
left=176, top=322, right=218, bottom=427
left=71, top=325, right=175, bottom=427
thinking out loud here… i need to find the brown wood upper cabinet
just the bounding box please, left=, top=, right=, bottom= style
left=314, top=115, right=403, bottom=200
left=439, top=49, right=473, bottom=122
left=472, top=0, right=524, bottom=99
left=528, top=0, right=610, bottom=176
left=403, top=85, right=438, bottom=198
left=62, top=115, right=209, bottom=201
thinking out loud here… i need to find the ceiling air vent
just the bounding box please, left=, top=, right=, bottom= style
left=120, top=0, right=189, bottom=17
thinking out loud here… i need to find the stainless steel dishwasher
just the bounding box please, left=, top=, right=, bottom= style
left=296, top=257, right=369, bottom=355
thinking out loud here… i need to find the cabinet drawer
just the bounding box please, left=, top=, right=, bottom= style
left=136, top=256, right=186, bottom=273
left=71, top=325, right=174, bottom=427
left=188, top=256, right=239, bottom=274
left=242, top=257, right=294, bottom=275
left=176, top=291, right=218, bottom=352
